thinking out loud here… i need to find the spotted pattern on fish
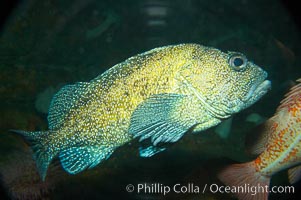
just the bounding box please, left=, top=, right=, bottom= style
left=13, top=44, right=271, bottom=180
left=253, top=79, right=301, bottom=176
left=218, top=78, right=300, bottom=200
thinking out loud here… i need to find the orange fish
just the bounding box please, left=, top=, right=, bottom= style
left=218, top=78, right=301, bottom=200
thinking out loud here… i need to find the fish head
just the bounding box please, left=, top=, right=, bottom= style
left=177, top=46, right=271, bottom=118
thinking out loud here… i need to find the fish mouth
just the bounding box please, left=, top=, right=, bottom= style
left=243, top=80, right=271, bottom=102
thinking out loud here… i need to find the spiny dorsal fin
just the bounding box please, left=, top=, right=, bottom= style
left=248, top=78, right=301, bottom=155
left=277, top=78, right=301, bottom=112
left=47, top=82, right=89, bottom=129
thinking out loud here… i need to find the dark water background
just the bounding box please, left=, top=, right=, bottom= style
left=0, top=0, right=301, bottom=199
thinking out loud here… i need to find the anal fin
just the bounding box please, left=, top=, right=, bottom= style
left=59, top=145, right=114, bottom=174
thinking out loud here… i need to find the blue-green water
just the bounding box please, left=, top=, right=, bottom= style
left=0, top=0, right=300, bottom=199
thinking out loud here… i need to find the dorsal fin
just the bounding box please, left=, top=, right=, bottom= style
left=47, top=82, right=89, bottom=129
left=247, top=78, right=301, bottom=155
left=277, top=78, right=301, bottom=112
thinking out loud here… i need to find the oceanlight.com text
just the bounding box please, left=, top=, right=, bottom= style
left=209, top=183, right=295, bottom=196
left=125, top=183, right=295, bottom=196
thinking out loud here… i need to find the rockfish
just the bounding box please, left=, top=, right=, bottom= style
left=13, top=44, right=271, bottom=180
left=219, top=78, right=301, bottom=200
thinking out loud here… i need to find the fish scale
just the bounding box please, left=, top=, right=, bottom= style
left=13, top=43, right=270, bottom=180
left=258, top=86, right=301, bottom=175
left=219, top=78, right=301, bottom=200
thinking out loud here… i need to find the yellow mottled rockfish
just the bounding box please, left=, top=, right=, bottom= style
left=219, top=78, right=301, bottom=200
left=14, top=44, right=271, bottom=180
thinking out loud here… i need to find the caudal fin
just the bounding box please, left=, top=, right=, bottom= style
left=10, top=129, right=55, bottom=181
left=218, top=161, right=270, bottom=200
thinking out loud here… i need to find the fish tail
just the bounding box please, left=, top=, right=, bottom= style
left=218, top=161, right=270, bottom=200
left=10, top=129, right=56, bottom=181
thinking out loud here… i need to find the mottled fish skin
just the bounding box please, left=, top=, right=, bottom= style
left=254, top=79, right=301, bottom=175
left=219, top=78, right=301, bottom=200
left=13, top=44, right=271, bottom=180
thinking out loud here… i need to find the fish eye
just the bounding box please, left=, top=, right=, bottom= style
left=228, top=53, right=248, bottom=71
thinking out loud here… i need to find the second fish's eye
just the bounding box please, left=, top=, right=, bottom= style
left=229, top=53, right=248, bottom=71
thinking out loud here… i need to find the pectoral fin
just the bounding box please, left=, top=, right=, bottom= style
left=129, top=93, right=195, bottom=146
left=139, top=146, right=166, bottom=157
left=214, top=117, right=233, bottom=139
